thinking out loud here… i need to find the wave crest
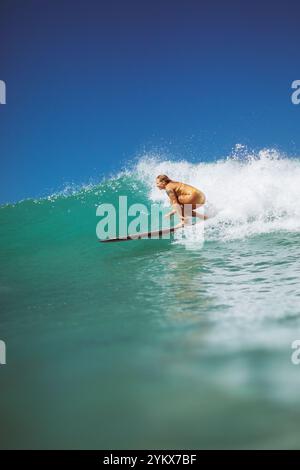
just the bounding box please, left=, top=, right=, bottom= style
left=136, top=147, right=300, bottom=240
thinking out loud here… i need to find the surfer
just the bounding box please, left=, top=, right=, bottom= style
left=156, top=174, right=208, bottom=224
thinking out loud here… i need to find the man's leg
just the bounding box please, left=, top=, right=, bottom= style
left=192, top=210, right=209, bottom=220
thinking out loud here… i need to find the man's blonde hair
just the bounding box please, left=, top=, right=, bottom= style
left=156, top=174, right=171, bottom=184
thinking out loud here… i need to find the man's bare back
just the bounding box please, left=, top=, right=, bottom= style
left=165, top=181, right=206, bottom=205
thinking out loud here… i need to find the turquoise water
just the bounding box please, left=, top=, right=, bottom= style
left=1, top=152, right=300, bottom=449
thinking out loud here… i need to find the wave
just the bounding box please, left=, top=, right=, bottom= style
left=1, top=146, right=300, bottom=243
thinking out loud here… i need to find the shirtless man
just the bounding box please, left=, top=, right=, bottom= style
left=156, top=174, right=208, bottom=224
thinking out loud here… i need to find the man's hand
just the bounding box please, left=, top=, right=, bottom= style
left=180, top=216, right=189, bottom=225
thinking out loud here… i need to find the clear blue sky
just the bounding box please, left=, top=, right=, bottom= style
left=0, top=0, right=300, bottom=203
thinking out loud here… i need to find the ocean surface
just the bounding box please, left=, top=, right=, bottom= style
left=1, top=148, right=300, bottom=449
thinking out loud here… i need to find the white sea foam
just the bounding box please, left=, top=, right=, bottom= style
left=136, top=146, right=300, bottom=242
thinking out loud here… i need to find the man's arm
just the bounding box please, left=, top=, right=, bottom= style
left=166, top=188, right=184, bottom=221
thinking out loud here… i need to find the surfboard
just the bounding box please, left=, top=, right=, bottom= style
left=100, top=222, right=185, bottom=243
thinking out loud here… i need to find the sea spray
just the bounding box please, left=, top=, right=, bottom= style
left=136, top=147, right=300, bottom=242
